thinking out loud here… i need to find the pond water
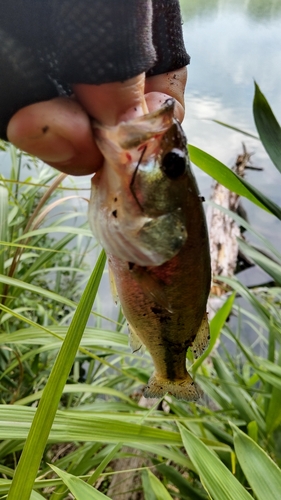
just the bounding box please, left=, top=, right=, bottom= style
left=1, top=0, right=280, bottom=324
left=180, top=0, right=281, bottom=267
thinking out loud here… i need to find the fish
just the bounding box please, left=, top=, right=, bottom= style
left=88, top=99, right=211, bottom=401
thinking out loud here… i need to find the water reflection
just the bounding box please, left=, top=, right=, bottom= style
left=180, top=0, right=281, bottom=292
left=180, top=0, right=281, bottom=22
left=181, top=0, right=281, bottom=218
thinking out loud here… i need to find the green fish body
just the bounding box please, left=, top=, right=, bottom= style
left=89, top=100, right=211, bottom=401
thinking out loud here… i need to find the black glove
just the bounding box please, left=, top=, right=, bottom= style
left=0, top=0, right=189, bottom=140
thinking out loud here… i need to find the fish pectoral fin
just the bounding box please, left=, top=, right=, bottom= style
left=128, top=323, right=145, bottom=355
left=130, top=265, right=173, bottom=313
left=144, top=372, right=202, bottom=401
left=190, top=312, right=210, bottom=359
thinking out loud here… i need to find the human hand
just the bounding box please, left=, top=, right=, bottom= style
left=7, top=67, right=187, bottom=176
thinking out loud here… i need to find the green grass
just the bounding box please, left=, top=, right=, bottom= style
left=1, top=84, right=281, bottom=499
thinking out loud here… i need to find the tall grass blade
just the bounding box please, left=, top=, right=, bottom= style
left=238, top=238, right=281, bottom=284
left=87, top=443, right=122, bottom=485
left=7, top=250, right=106, bottom=500
left=0, top=185, right=8, bottom=296
left=212, top=120, right=259, bottom=140
left=0, top=406, right=182, bottom=446
left=232, top=424, right=281, bottom=500
left=207, top=201, right=281, bottom=261
left=156, top=464, right=208, bottom=500
left=266, top=348, right=281, bottom=433
left=189, top=145, right=281, bottom=219
left=142, top=470, right=173, bottom=500
left=179, top=424, right=253, bottom=500
left=50, top=465, right=111, bottom=499
left=212, top=357, right=264, bottom=429
left=0, top=274, right=78, bottom=310
left=253, top=82, right=281, bottom=174
left=217, top=276, right=270, bottom=327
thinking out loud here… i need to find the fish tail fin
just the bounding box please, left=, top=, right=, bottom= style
left=144, top=372, right=202, bottom=401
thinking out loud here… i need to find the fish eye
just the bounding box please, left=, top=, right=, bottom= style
left=161, top=149, right=186, bottom=179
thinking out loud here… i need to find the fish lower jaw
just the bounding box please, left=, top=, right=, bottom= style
left=144, top=373, right=202, bottom=402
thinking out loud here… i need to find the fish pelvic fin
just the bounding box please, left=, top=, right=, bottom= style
left=130, top=264, right=173, bottom=313
left=190, top=312, right=210, bottom=359
left=108, top=264, right=119, bottom=305
left=128, top=323, right=145, bottom=355
left=144, top=372, right=202, bottom=401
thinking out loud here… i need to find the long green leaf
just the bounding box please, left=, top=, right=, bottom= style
left=189, top=145, right=281, bottom=219
left=0, top=186, right=8, bottom=296
left=232, top=424, right=281, bottom=500
left=87, top=443, right=122, bottom=486
left=7, top=250, right=106, bottom=500
left=50, top=465, right=111, bottom=499
left=14, top=226, right=92, bottom=240
left=179, top=425, right=253, bottom=500
left=212, top=357, right=265, bottom=430
left=156, top=464, right=208, bottom=500
left=0, top=405, right=182, bottom=445
left=217, top=276, right=270, bottom=327
left=142, top=470, right=173, bottom=500
left=0, top=273, right=78, bottom=310
left=0, top=326, right=127, bottom=348
left=266, top=348, right=281, bottom=433
left=212, top=120, right=259, bottom=140
left=238, top=238, right=281, bottom=284
left=207, top=201, right=281, bottom=261
left=253, top=82, right=281, bottom=174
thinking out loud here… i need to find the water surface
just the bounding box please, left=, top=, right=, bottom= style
left=181, top=0, right=281, bottom=254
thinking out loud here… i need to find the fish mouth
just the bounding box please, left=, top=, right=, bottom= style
left=92, top=98, right=176, bottom=153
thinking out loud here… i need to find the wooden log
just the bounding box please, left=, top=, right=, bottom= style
left=207, top=143, right=252, bottom=299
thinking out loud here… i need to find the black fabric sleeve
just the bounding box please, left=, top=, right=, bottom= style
left=0, top=0, right=189, bottom=140
left=147, top=0, right=190, bottom=76
left=50, top=0, right=156, bottom=84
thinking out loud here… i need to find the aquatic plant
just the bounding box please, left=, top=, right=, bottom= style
left=0, top=84, right=281, bottom=499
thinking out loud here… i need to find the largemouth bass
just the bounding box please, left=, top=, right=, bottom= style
left=89, top=99, right=211, bottom=401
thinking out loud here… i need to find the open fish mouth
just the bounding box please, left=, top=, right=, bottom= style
left=88, top=99, right=190, bottom=267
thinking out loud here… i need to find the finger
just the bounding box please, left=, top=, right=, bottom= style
left=145, top=67, right=187, bottom=122
left=7, top=97, right=103, bottom=176
left=73, top=73, right=148, bottom=126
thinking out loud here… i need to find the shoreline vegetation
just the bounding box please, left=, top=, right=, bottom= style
left=0, top=84, right=281, bottom=499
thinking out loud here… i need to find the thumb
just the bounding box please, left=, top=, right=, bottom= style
left=73, top=73, right=148, bottom=127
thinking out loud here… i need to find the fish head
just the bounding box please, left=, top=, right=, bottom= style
left=89, top=99, right=191, bottom=266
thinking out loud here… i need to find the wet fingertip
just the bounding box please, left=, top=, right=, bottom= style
left=145, top=92, right=185, bottom=123
left=8, top=126, right=76, bottom=163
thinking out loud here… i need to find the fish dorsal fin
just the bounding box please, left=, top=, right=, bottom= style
left=128, top=323, right=145, bottom=355
left=190, top=312, right=210, bottom=359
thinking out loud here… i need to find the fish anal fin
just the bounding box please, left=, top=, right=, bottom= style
left=144, top=372, right=202, bottom=401
left=128, top=323, right=145, bottom=355
left=190, top=312, right=210, bottom=359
